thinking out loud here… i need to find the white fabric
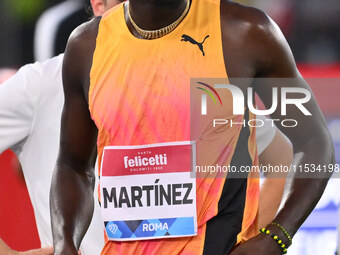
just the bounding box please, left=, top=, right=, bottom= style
left=256, top=115, right=277, bottom=155
left=0, top=55, right=104, bottom=255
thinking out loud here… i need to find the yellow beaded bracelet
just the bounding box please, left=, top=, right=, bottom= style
left=259, top=228, right=288, bottom=254
left=270, top=222, right=293, bottom=245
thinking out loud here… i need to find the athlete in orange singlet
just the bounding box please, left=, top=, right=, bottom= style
left=50, top=0, right=334, bottom=254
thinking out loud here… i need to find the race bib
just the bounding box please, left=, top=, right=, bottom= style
left=100, top=141, right=197, bottom=241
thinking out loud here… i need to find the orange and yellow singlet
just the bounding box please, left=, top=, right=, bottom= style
left=89, top=0, right=259, bottom=254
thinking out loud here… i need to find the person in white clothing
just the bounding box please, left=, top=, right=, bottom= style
left=0, top=55, right=103, bottom=255
left=0, top=2, right=123, bottom=255
left=0, top=0, right=291, bottom=254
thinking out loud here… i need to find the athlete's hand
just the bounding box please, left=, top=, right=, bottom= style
left=52, top=243, right=81, bottom=255
left=229, top=233, right=282, bottom=255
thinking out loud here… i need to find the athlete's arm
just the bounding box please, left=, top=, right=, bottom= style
left=253, top=14, right=334, bottom=243
left=50, top=18, right=100, bottom=255
left=258, top=130, right=292, bottom=229
left=222, top=4, right=335, bottom=254
left=256, top=117, right=291, bottom=229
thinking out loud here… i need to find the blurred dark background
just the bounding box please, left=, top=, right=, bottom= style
left=0, top=0, right=91, bottom=67
left=0, top=0, right=340, bottom=68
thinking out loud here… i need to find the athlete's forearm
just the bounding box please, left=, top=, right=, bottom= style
left=258, top=131, right=291, bottom=229
left=50, top=163, right=95, bottom=254
left=268, top=135, right=334, bottom=244
left=258, top=178, right=286, bottom=229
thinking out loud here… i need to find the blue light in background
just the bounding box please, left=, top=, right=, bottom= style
left=287, top=119, right=340, bottom=255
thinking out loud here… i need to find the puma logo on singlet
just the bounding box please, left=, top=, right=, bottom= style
left=181, top=34, right=210, bottom=56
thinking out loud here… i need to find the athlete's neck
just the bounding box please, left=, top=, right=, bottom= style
left=128, top=0, right=189, bottom=30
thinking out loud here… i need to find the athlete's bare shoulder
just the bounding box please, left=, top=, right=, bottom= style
left=67, top=16, right=101, bottom=51
left=220, top=0, right=298, bottom=78
left=63, top=17, right=101, bottom=98
left=220, top=0, right=270, bottom=27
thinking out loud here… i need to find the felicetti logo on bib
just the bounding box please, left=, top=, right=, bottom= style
left=100, top=141, right=197, bottom=241
left=123, top=153, right=168, bottom=171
